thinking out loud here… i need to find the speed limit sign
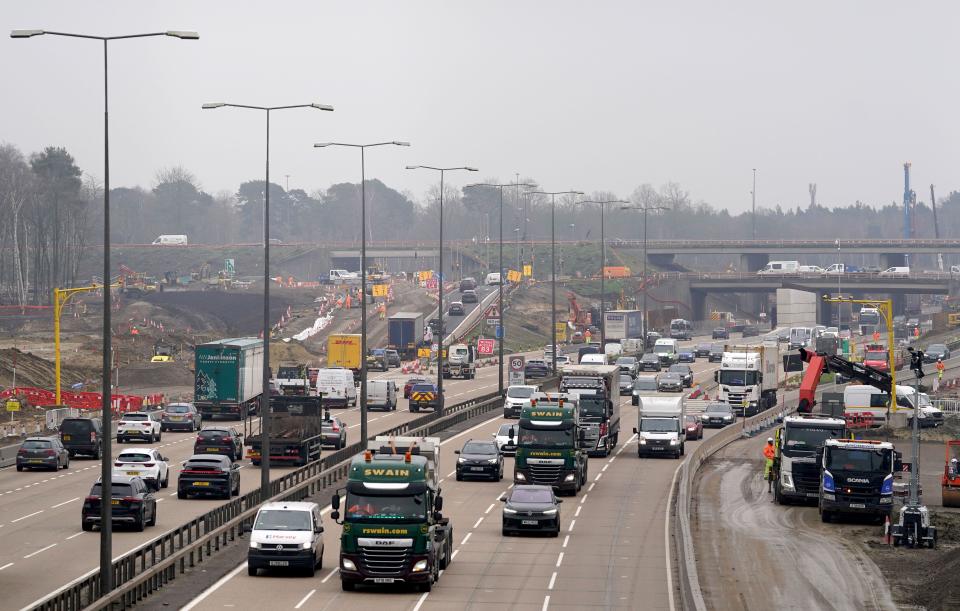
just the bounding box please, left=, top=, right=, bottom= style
left=509, top=356, right=525, bottom=386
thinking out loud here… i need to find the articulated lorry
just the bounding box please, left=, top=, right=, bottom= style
left=635, top=396, right=686, bottom=458
left=715, top=342, right=779, bottom=415
left=388, top=312, right=425, bottom=359
left=442, top=343, right=476, bottom=379
left=247, top=395, right=324, bottom=467
left=327, top=334, right=362, bottom=381
left=773, top=414, right=847, bottom=505
left=512, top=397, right=589, bottom=495
left=331, top=436, right=452, bottom=592
left=818, top=438, right=899, bottom=523
left=560, top=364, right=620, bottom=456
left=194, top=338, right=264, bottom=420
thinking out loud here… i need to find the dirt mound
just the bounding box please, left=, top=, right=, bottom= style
left=118, top=361, right=194, bottom=389
left=143, top=291, right=295, bottom=336
left=0, top=348, right=94, bottom=390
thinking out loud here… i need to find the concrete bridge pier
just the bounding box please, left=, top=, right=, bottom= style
left=739, top=254, right=769, bottom=317
left=880, top=253, right=907, bottom=270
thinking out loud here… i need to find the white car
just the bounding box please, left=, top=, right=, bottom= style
left=554, top=355, right=571, bottom=366
left=493, top=423, right=518, bottom=455
left=117, top=412, right=162, bottom=443
left=503, top=384, right=539, bottom=418
left=113, top=448, right=170, bottom=490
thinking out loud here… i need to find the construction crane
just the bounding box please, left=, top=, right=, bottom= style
left=797, top=347, right=891, bottom=414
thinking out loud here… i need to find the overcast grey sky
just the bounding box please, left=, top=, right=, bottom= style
left=5, top=1, right=959, bottom=213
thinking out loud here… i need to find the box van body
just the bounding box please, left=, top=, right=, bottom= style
left=580, top=353, right=606, bottom=365
left=757, top=261, right=799, bottom=275
left=843, top=384, right=943, bottom=428
left=152, top=234, right=188, bottom=246
left=879, top=266, right=910, bottom=277
left=248, top=501, right=324, bottom=576
left=485, top=272, right=502, bottom=285
left=314, top=368, right=357, bottom=407
left=366, top=380, right=397, bottom=411
left=653, top=338, right=679, bottom=366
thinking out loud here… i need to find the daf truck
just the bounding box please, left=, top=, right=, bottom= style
left=511, top=397, right=589, bottom=495
left=331, top=436, right=452, bottom=592
left=194, top=338, right=264, bottom=420
left=773, top=414, right=847, bottom=505
left=634, top=396, right=685, bottom=458
left=559, top=364, right=620, bottom=456
left=715, top=342, right=779, bottom=415
left=275, top=363, right=309, bottom=396
left=442, top=343, right=476, bottom=379
left=818, top=438, right=898, bottom=523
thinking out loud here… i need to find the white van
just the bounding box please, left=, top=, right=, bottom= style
left=788, top=327, right=812, bottom=349
left=247, top=501, right=324, bottom=577
left=485, top=272, right=502, bottom=285
left=757, top=261, right=799, bottom=275
left=843, top=384, right=943, bottom=428
left=580, top=353, right=606, bottom=365
left=366, top=380, right=397, bottom=411
left=653, top=338, right=679, bottom=366
left=152, top=234, right=188, bottom=245
left=879, top=266, right=910, bottom=277
left=315, top=368, right=358, bottom=407
left=797, top=265, right=823, bottom=273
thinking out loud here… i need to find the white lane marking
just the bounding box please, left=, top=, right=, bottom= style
left=51, top=497, right=80, bottom=509
left=601, top=464, right=609, bottom=472
left=579, top=494, right=588, bottom=505
left=588, top=482, right=596, bottom=492
left=412, top=592, right=430, bottom=611
left=169, top=491, right=177, bottom=496
left=568, top=519, right=576, bottom=533
left=484, top=503, right=495, bottom=514
left=66, top=532, right=85, bottom=540
left=179, top=561, right=248, bottom=611
left=665, top=459, right=684, bottom=611
left=294, top=589, right=316, bottom=609
left=450, top=549, right=459, bottom=560
left=460, top=532, right=472, bottom=545
left=447, top=470, right=456, bottom=478
left=0, top=562, right=12, bottom=571
left=24, top=543, right=57, bottom=559
left=574, top=506, right=582, bottom=518
left=473, top=517, right=483, bottom=529
left=11, top=510, right=43, bottom=523
left=542, top=595, right=551, bottom=611
left=555, top=552, right=564, bottom=567
left=562, top=535, right=569, bottom=548
left=594, top=472, right=603, bottom=482
left=156, top=498, right=165, bottom=503
left=320, top=567, right=339, bottom=583
left=438, top=412, right=503, bottom=446
left=548, top=571, right=557, bottom=589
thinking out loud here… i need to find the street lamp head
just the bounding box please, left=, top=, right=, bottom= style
left=392, top=141, right=411, bottom=147
left=202, top=102, right=225, bottom=109
left=10, top=29, right=45, bottom=38
left=405, top=165, right=421, bottom=170
left=310, top=103, right=334, bottom=111
left=165, top=30, right=199, bottom=39
left=465, top=167, right=479, bottom=172
left=313, top=142, right=332, bottom=148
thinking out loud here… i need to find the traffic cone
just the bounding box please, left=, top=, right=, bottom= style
left=884, top=515, right=892, bottom=545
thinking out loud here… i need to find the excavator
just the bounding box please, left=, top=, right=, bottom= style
left=796, top=347, right=892, bottom=414
left=942, top=440, right=960, bottom=507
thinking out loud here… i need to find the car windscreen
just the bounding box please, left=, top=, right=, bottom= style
left=22, top=440, right=51, bottom=449
left=254, top=509, right=312, bottom=531
left=91, top=483, right=134, bottom=497
left=660, top=373, right=681, bottom=381
left=411, top=385, right=435, bottom=393
left=198, top=430, right=229, bottom=439
left=60, top=420, right=93, bottom=434
left=507, top=387, right=535, bottom=398
left=705, top=404, right=732, bottom=415
left=617, top=357, right=636, bottom=365
left=166, top=405, right=191, bottom=414
left=619, top=375, right=633, bottom=384
left=634, top=378, right=657, bottom=390
left=641, top=419, right=677, bottom=432
left=641, top=354, right=657, bottom=361
left=117, top=453, right=152, bottom=463
left=711, top=344, right=724, bottom=351
left=928, top=344, right=946, bottom=352
left=184, top=459, right=226, bottom=470
left=580, top=397, right=606, bottom=418
left=462, top=442, right=496, bottom=455
left=510, top=488, right=553, bottom=504
left=123, top=414, right=149, bottom=421
left=783, top=427, right=845, bottom=456
left=718, top=370, right=759, bottom=386
left=518, top=426, right=571, bottom=448
left=343, top=493, right=426, bottom=521
left=826, top=448, right=891, bottom=472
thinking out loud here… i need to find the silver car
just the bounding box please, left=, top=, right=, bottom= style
left=161, top=403, right=202, bottom=432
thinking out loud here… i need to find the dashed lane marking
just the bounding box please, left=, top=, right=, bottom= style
left=24, top=543, right=57, bottom=559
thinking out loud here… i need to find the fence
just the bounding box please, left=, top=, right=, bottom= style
left=932, top=399, right=960, bottom=416
left=35, top=378, right=557, bottom=611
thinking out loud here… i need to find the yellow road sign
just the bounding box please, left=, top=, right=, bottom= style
left=418, top=270, right=433, bottom=281
left=6, top=399, right=21, bottom=412
left=523, top=264, right=532, bottom=277
left=507, top=270, right=522, bottom=282
left=555, top=322, right=567, bottom=342
left=417, top=347, right=431, bottom=358
left=372, top=284, right=389, bottom=297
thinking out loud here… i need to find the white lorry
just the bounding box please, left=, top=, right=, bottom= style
left=715, top=342, right=779, bottom=415
left=327, top=269, right=360, bottom=284
left=633, top=396, right=685, bottom=459
left=442, top=343, right=476, bottom=379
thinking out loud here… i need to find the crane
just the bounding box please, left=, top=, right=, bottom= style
left=797, top=347, right=891, bottom=414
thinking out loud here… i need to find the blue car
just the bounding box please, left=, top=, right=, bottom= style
left=678, top=351, right=695, bottom=363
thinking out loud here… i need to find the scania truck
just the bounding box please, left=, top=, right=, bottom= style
left=331, top=436, right=452, bottom=592
left=511, top=397, right=588, bottom=495
left=560, top=364, right=620, bottom=456
left=818, top=438, right=898, bottom=523
left=715, top=342, right=779, bottom=415
left=773, top=414, right=847, bottom=505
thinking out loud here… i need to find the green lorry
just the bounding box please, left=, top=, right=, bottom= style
left=194, top=338, right=264, bottom=420
left=511, top=397, right=589, bottom=495
left=331, top=436, right=453, bottom=592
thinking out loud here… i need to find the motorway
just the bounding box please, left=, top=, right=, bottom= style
left=180, top=349, right=731, bottom=611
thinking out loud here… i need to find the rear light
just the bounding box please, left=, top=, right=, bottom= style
left=85, top=495, right=100, bottom=502
left=45, top=450, right=56, bottom=457
left=222, top=437, right=232, bottom=443
left=331, top=424, right=340, bottom=432
left=196, top=436, right=204, bottom=444
left=17, top=449, right=26, bottom=456
left=122, top=497, right=142, bottom=504
left=90, top=432, right=96, bottom=442
left=115, top=462, right=123, bottom=467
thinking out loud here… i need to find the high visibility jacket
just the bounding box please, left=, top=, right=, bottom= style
left=763, top=444, right=776, bottom=460
left=937, top=362, right=945, bottom=372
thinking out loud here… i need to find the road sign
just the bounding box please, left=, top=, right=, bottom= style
left=224, top=258, right=235, bottom=276
left=507, top=269, right=522, bottom=282
left=484, top=304, right=500, bottom=319
left=555, top=322, right=567, bottom=342
left=418, top=270, right=433, bottom=281
left=523, top=264, right=532, bottom=277
left=372, top=284, right=389, bottom=297
left=5, top=399, right=20, bottom=412
left=417, top=347, right=432, bottom=358
left=477, top=338, right=495, bottom=355
left=509, top=355, right=525, bottom=386
left=426, top=278, right=438, bottom=290
left=486, top=318, right=500, bottom=326
left=495, top=325, right=503, bottom=339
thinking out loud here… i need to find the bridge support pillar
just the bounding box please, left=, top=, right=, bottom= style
left=737, top=254, right=770, bottom=316
left=691, top=290, right=707, bottom=322
left=891, top=293, right=906, bottom=318
left=739, top=253, right=769, bottom=273
left=818, top=296, right=832, bottom=326
left=647, top=253, right=676, bottom=269
left=880, top=253, right=906, bottom=270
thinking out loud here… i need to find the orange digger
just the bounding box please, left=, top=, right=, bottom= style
left=942, top=440, right=960, bottom=507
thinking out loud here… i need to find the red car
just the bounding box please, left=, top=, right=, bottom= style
left=684, top=415, right=703, bottom=440
left=403, top=377, right=429, bottom=399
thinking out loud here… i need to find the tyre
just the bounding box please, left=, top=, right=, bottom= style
left=551, top=526, right=560, bottom=538
left=82, top=521, right=93, bottom=532
left=157, top=431, right=162, bottom=441
left=820, top=508, right=832, bottom=523
left=94, top=445, right=101, bottom=460
left=456, top=471, right=463, bottom=481
left=134, top=511, right=145, bottom=532
left=248, top=564, right=258, bottom=577
left=306, top=556, right=316, bottom=577
left=233, top=480, right=240, bottom=496
left=419, top=576, right=433, bottom=592
left=63, top=457, right=70, bottom=469
left=147, top=506, right=157, bottom=527
left=161, top=472, right=169, bottom=488
left=117, top=436, right=124, bottom=444
left=680, top=443, right=685, bottom=457
left=178, top=490, right=186, bottom=500
left=16, top=464, right=23, bottom=472
left=189, top=423, right=195, bottom=433
left=502, top=527, right=510, bottom=536
left=774, top=482, right=783, bottom=505
left=411, top=406, right=419, bottom=413
left=341, top=580, right=355, bottom=591
left=68, top=450, right=75, bottom=458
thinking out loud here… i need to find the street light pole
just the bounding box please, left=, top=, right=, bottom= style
left=751, top=168, right=757, bottom=240
left=530, top=191, right=584, bottom=374
left=204, top=101, right=333, bottom=501
left=579, top=199, right=629, bottom=346
left=315, top=142, right=410, bottom=447
left=12, top=27, right=198, bottom=595
left=622, top=204, right=668, bottom=337
left=407, top=166, right=478, bottom=411
left=465, top=181, right=534, bottom=395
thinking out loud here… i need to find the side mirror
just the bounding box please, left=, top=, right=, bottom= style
left=454, top=450, right=461, bottom=455
left=232, top=463, right=240, bottom=470
left=508, top=428, right=515, bottom=441
left=331, top=494, right=340, bottom=510
left=331, top=510, right=340, bottom=522
left=633, top=427, right=638, bottom=434
left=556, top=499, right=563, bottom=504
left=434, top=496, right=444, bottom=512
left=315, top=525, right=324, bottom=534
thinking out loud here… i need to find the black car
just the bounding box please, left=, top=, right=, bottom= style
left=448, top=301, right=465, bottom=316
left=702, top=402, right=735, bottom=427
left=409, top=383, right=444, bottom=412
left=619, top=373, right=635, bottom=395
left=712, top=327, right=729, bottom=340
left=82, top=475, right=157, bottom=531
left=459, top=277, right=478, bottom=292
left=194, top=426, right=243, bottom=461
left=455, top=439, right=503, bottom=481
left=524, top=359, right=551, bottom=378
left=461, top=289, right=479, bottom=303
left=668, top=364, right=694, bottom=388
left=177, top=454, right=240, bottom=499
left=639, top=353, right=662, bottom=372
left=741, top=325, right=759, bottom=338
left=161, top=403, right=202, bottom=432
left=678, top=350, right=695, bottom=363
left=694, top=343, right=713, bottom=358
left=657, top=372, right=684, bottom=392
left=645, top=332, right=662, bottom=350
left=501, top=485, right=561, bottom=536
left=924, top=344, right=950, bottom=363
left=708, top=343, right=725, bottom=363
left=59, top=417, right=103, bottom=459
left=427, top=318, right=447, bottom=334
left=16, top=437, right=69, bottom=471
left=321, top=415, right=347, bottom=449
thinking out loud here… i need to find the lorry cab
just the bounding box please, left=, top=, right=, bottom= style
left=773, top=414, right=847, bottom=504
left=247, top=501, right=324, bottom=577
left=818, top=438, right=897, bottom=522
left=634, top=396, right=685, bottom=459
left=788, top=327, right=812, bottom=350
left=559, top=364, right=620, bottom=457
left=512, top=397, right=588, bottom=494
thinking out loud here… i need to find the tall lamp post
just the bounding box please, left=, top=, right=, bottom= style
left=12, top=27, right=198, bottom=595
left=529, top=191, right=584, bottom=374
left=621, top=204, right=668, bottom=337
left=315, top=141, right=410, bottom=447
left=579, top=199, right=629, bottom=345
left=204, top=101, right=333, bottom=501
left=464, top=181, right=534, bottom=395
left=751, top=168, right=758, bottom=240
left=406, top=165, right=478, bottom=410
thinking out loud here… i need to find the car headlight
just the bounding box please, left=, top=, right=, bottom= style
left=542, top=508, right=557, bottom=516
left=484, top=457, right=497, bottom=464
left=457, top=457, right=466, bottom=464
left=301, top=541, right=313, bottom=550
left=249, top=541, right=261, bottom=549
left=515, top=472, right=526, bottom=482
left=342, top=558, right=356, bottom=571
left=822, top=493, right=835, bottom=501
left=639, top=439, right=647, bottom=445
left=670, top=439, right=679, bottom=445
left=564, top=474, right=575, bottom=482
left=503, top=507, right=517, bottom=515
left=724, top=415, right=733, bottom=421
left=412, top=559, right=429, bottom=572
left=880, top=497, right=892, bottom=504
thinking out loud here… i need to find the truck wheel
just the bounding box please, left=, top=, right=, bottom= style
left=411, top=406, right=419, bottom=413
left=419, top=576, right=433, bottom=592
left=774, top=482, right=783, bottom=505
left=341, top=579, right=355, bottom=591
left=820, top=508, right=832, bottom=523
left=82, top=521, right=93, bottom=532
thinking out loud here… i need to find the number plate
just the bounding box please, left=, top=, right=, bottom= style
left=372, top=577, right=395, bottom=583
left=206, top=448, right=220, bottom=452
left=63, top=435, right=71, bottom=441
left=193, top=481, right=210, bottom=486
left=268, top=560, right=289, bottom=567
left=127, top=471, right=141, bottom=476
left=29, top=459, right=43, bottom=463
left=111, top=499, right=120, bottom=505
left=650, top=447, right=664, bottom=451
left=849, top=503, right=865, bottom=509
left=470, top=467, right=485, bottom=472
left=522, top=519, right=539, bottom=525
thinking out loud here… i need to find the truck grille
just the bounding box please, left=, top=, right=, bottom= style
left=259, top=543, right=301, bottom=555
left=528, top=464, right=563, bottom=485
left=359, top=546, right=410, bottom=577
left=792, top=462, right=820, bottom=494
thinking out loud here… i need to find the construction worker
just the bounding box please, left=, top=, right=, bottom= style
left=872, top=330, right=881, bottom=343
left=914, top=326, right=921, bottom=339
left=763, top=437, right=776, bottom=493
left=950, top=458, right=959, bottom=479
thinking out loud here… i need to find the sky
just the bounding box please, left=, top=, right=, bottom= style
left=4, top=1, right=959, bottom=213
